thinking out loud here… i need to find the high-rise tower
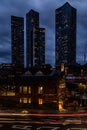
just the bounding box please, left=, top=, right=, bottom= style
left=11, top=16, right=24, bottom=67
left=55, top=2, right=76, bottom=67
left=39, top=28, right=45, bottom=66
left=26, top=9, right=45, bottom=67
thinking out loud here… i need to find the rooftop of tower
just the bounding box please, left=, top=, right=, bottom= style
left=55, top=2, right=76, bottom=11
left=26, top=9, right=39, bottom=15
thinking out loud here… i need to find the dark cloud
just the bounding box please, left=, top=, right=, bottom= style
left=0, top=0, right=87, bottom=66
left=0, top=44, right=11, bottom=64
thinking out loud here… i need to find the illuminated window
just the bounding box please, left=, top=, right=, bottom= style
left=23, top=86, right=27, bottom=94
left=38, top=86, right=43, bottom=94
left=28, top=98, right=31, bottom=103
left=20, top=98, right=22, bottom=103
left=23, top=98, right=27, bottom=103
left=38, top=98, right=43, bottom=105
left=28, top=87, right=31, bottom=94
left=1, top=92, right=15, bottom=96
left=7, top=92, right=15, bottom=96
left=20, top=86, right=22, bottom=93
left=20, top=98, right=31, bottom=104
left=61, top=63, right=64, bottom=72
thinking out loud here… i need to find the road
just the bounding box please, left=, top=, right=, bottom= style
left=1, top=123, right=87, bottom=130
left=0, top=111, right=87, bottom=129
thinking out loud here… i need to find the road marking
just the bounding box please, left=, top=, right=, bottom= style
left=67, top=128, right=87, bottom=130
left=37, top=126, right=60, bottom=130
left=12, top=125, right=32, bottom=130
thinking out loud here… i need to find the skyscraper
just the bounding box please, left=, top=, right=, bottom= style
left=39, top=28, right=45, bottom=66
left=55, top=2, right=76, bottom=67
left=26, top=9, right=45, bottom=67
left=11, top=16, right=24, bottom=67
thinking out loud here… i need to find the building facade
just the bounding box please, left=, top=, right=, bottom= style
left=55, top=2, right=76, bottom=66
left=26, top=9, right=45, bottom=67
left=39, top=28, right=45, bottom=66
left=0, top=65, right=87, bottom=111
left=11, top=16, right=24, bottom=67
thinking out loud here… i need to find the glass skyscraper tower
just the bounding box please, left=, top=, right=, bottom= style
left=11, top=16, right=24, bottom=67
left=39, top=28, right=45, bottom=66
left=26, top=9, right=45, bottom=67
left=55, top=2, right=76, bottom=66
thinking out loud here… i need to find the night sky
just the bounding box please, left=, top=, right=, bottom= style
left=0, top=0, right=87, bottom=67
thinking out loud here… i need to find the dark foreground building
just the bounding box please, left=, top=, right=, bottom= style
left=0, top=66, right=62, bottom=110
left=0, top=64, right=87, bottom=112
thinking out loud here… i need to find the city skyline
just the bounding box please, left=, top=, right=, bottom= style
left=0, top=0, right=87, bottom=66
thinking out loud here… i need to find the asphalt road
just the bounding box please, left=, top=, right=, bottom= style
left=0, top=123, right=87, bottom=130
left=0, top=112, right=87, bottom=130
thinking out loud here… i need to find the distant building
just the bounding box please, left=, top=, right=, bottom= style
left=55, top=2, right=76, bottom=66
left=39, top=28, right=45, bottom=66
left=11, top=16, right=24, bottom=67
left=26, top=9, right=45, bottom=67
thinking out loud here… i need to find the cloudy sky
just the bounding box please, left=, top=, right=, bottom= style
left=0, top=0, right=87, bottom=67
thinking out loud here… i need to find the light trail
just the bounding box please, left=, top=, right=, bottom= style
left=0, top=112, right=87, bottom=117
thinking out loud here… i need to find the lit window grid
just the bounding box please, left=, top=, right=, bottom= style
left=20, top=98, right=31, bottom=104
left=38, top=86, right=43, bottom=94
left=38, top=98, right=43, bottom=105
left=19, top=86, right=31, bottom=94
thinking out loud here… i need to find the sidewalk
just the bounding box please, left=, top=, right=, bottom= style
left=25, top=107, right=87, bottom=114
left=0, top=106, right=87, bottom=114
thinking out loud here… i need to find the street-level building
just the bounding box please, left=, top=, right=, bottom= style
left=0, top=65, right=87, bottom=111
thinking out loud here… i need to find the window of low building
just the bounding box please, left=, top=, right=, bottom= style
left=38, top=86, right=43, bottom=94
left=20, top=86, right=31, bottom=94
left=1, top=91, right=15, bottom=96
left=23, top=86, right=27, bottom=94
left=28, top=86, right=31, bottom=94
left=23, top=97, right=27, bottom=103
left=20, top=98, right=22, bottom=103
left=20, top=86, right=22, bottom=93
left=28, top=98, right=31, bottom=103
left=38, top=98, right=43, bottom=105
left=19, top=98, right=31, bottom=104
